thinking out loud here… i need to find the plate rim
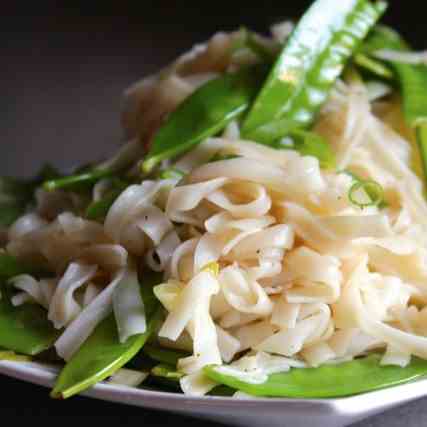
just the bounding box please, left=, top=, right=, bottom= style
left=2, top=359, right=427, bottom=420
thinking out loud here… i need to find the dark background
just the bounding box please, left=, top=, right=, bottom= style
left=1, top=1, right=427, bottom=425
left=0, top=1, right=422, bottom=177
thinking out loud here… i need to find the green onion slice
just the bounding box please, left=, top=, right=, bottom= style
left=348, top=179, right=385, bottom=208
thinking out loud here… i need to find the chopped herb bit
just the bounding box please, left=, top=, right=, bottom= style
left=348, top=179, right=385, bottom=209
left=43, top=169, right=112, bottom=192
left=159, top=168, right=185, bottom=180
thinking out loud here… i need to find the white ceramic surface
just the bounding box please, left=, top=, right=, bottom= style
left=1, top=360, right=426, bottom=427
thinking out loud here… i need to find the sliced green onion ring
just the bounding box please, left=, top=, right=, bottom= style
left=348, top=179, right=385, bottom=208
left=159, top=168, right=185, bottom=180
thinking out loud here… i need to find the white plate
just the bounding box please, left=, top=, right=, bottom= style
left=1, top=360, right=427, bottom=427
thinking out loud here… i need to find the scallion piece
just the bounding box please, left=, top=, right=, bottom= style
left=159, top=168, right=185, bottom=180
left=43, top=168, right=112, bottom=192
left=151, top=364, right=184, bottom=380
left=348, top=179, right=384, bottom=208
left=354, top=52, right=394, bottom=79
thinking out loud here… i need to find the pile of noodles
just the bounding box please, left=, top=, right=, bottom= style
left=5, top=22, right=427, bottom=396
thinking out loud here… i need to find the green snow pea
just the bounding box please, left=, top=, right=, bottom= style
left=288, top=130, right=336, bottom=169
left=244, top=118, right=301, bottom=146
left=0, top=350, right=32, bottom=362
left=51, top=271, right=163, bottom=399
left=143, top=345, right=189, bottom=366
left=387, top=59, right=427, bottom=185
left=0, top=165, right=59, bottom=227
left=149, top=364, right=234, bottom=396
left=0, top=252, right=50, bottom=281
left=85, top=180, right=129, bottom=221
left=0, top=297, right=60, bottom=356
left=417, top=124, right=427, bottom=185
left=141, top=65, right=268, bottom=173
left=0, top=253, right=58, bottom=355
left=85, top=189, right=122, bottom=220
left=0, top=203, right=25, bottom=229
left=361, top=25, right=409, bottom=54
left=205, top=354, right=427, bottom=398
left=232, top=28, right=279, bottom=63
left=397, top=63, right=427, bottom=188
left=211, top=385, right=235, bottom=397
left=242, top=0, right=387, bottom=137
left=361, top=26, right=427, bottom=187
left=252, top=124, right=336, bottom=169
left=51, top=309, right=163, bottom=399
left=0, top=253, right=32, bottom=280
left=396, top=65, right=427, bottom=127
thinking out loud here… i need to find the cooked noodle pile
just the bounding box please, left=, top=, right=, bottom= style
left=4, top=23, right=427, bottom=396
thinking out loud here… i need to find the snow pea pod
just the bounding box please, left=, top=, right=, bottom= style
left=85, top=189, right=122, bottom=221
left=393, top=63, right=427, bottom=189
left=0, top=253, right=31, bottom=280
left=0, top=203, right=25, bottom=229
left=245, top=118, right=301, bottom=146
left=51, top=271, right=163, bottom=399
left=242, top=0, right=387, bottom=137
left=0, top=253, right=58, bottom=355
left=85, top=180, right=129, bottom=221
left=204, top=354, right=427, bottom=398
left=361, top=25, right=409, bottom=55
left=0, top=253, right=50, bottom=280
left=232, top=28, right=279, bottom=63
left=0, top=297, right=60, bottom=355
left=288, top=130, right=336, bottom=169
left=250, top=124, right=336, bottom=169
left=51, top=309, right=163, bottom=399
left=0, top=351, right=31, bottom=362
left=149, top=364, right=234, bottom=396
left=141, top=65, right=268, bottom=173
left=361, top=26, right=427, bottom=186
left=0, top=165, right=59, bottom=227
left=360, top=27, right=424, bottom=125
left=143, top=345, right=189, bottom=366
